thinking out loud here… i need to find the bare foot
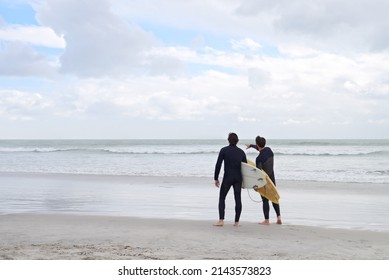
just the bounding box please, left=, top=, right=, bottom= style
left=213, top=220, right=224, bottom=227
left=259, top=220, right=270, bottom=225
left=276, top=217, right=282, bottom=225
left=234, top=222, right=240, bottom=227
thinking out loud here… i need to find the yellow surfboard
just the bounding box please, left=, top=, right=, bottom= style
left=246, top=159, right=280, bottom=204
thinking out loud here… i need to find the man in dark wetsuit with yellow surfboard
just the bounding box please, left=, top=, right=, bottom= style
left=246, top=136, right=282, bottom=225
left=214, top=133, right=247, bottom=227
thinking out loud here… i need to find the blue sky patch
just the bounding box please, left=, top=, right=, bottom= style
left=0, top=2, right=37, bottom=25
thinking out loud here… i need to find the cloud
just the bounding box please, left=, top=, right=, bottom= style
left=114, top=0, right=389, bottom=54
left=1, top=0, right=389, bottom=138
left=0, top=42, right=57, bottom=77
left=230, top=38, right=262, bottom=51
left=0, top=24, right=65, bottom=48
left=234, top=0, right=389, bottom=53
left=53, top=74, right=230, bottom=121
left=146, top=55, right=186, bottom=78
left=34, top=0, right=159, bottom=77
left=0, top=89, right=52, bottom=120
left=247, top=68, right=271, bottom=89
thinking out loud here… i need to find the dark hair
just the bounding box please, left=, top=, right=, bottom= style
left=228, top=132, right=239, bottom=145
left=255, top=136, right=266, bottom=148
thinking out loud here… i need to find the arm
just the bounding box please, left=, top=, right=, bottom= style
left=214, top=148, right=224, bottom=186
left=245, top=144, right=258, bottom=150
left=243, top=153, right=247, bottom=163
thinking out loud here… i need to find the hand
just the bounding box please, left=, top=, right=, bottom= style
left=245, top=144, right=251, bottom=149
left=214, top=180, right=220, bottom=188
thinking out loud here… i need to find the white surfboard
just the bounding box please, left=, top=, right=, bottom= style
left=241, top=162, right=267, bottom=189
left=242, top=160, right=280, bottom=204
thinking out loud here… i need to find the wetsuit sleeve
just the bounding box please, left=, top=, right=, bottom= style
left=247, top=144, right=258, bottom=151
left=256, top=156, right=263, bottom=169
left=214, top=148, right=224, bottom=180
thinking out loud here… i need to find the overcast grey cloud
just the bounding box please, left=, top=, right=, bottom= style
left=0, top=42, right=56, bottom=77
left=34, top=0, right=159, bottom=77
left=235, top=0, right=389, bottom=52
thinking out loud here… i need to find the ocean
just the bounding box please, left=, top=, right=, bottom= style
left=1, top=139, right=389, bottom=183
left=1, top=139, right=389, bottom=231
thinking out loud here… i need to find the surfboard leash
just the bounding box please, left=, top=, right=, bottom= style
left=246, top=188, right=263, bottom=204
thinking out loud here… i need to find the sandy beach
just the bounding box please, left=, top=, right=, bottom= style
left=1, top=172, right=389, bottom=260
left=1, top=213, right=388, bottom=260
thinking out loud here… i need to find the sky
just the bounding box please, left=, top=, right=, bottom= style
left=1, top=0, right=389, bottom=139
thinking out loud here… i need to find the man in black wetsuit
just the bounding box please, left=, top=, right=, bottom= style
left=246, top=136, right=282, bottom=225
left=214, top=133, right=247, bottom=227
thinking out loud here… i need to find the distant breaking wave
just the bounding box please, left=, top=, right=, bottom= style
left=275, top=151, right=389, bottom=156
left=99, top=149, right=219, bottom=155
left=0, top=147, right=220, bottom=155
left=1, top=147, right=388, bottom=157
left=0, top=147, right=81, bottom=153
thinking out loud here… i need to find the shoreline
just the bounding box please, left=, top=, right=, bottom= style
left=2, top=171, right=389, bottom=185
left=1, top=213, right=388, bottom=260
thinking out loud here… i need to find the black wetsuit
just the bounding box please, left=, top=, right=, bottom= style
left=250, top=145, right=281, bottom=220
left=214, top=144, right=247, bottom=222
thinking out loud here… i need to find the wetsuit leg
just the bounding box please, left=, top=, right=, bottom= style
left=272, top=202, right=281, bottom=217
left=218, top=181, right=232, bottom=220
left=232, top=181, right=242, bottom=222
left=271, top=179, right=280, bottom=217
left=261, top=195, right=270, bottom=220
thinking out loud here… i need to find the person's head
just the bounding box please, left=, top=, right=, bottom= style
left=255, top=136, right=266, bottom=148
left=228, top=132, right=239, bottom=145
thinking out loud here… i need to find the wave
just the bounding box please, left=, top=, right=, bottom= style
left=99, top=149, right=219, bottom=155
left=0, top=147, right=82, bottom=153
left=275, top=151, right=389, bottom=156
left=0, top=147, right=220, bottom=155
left=1, top=147, right=389, bottom=157
left=367, top=170, right=389, bottom=175
left=272, top=139, right=389, bottom=147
